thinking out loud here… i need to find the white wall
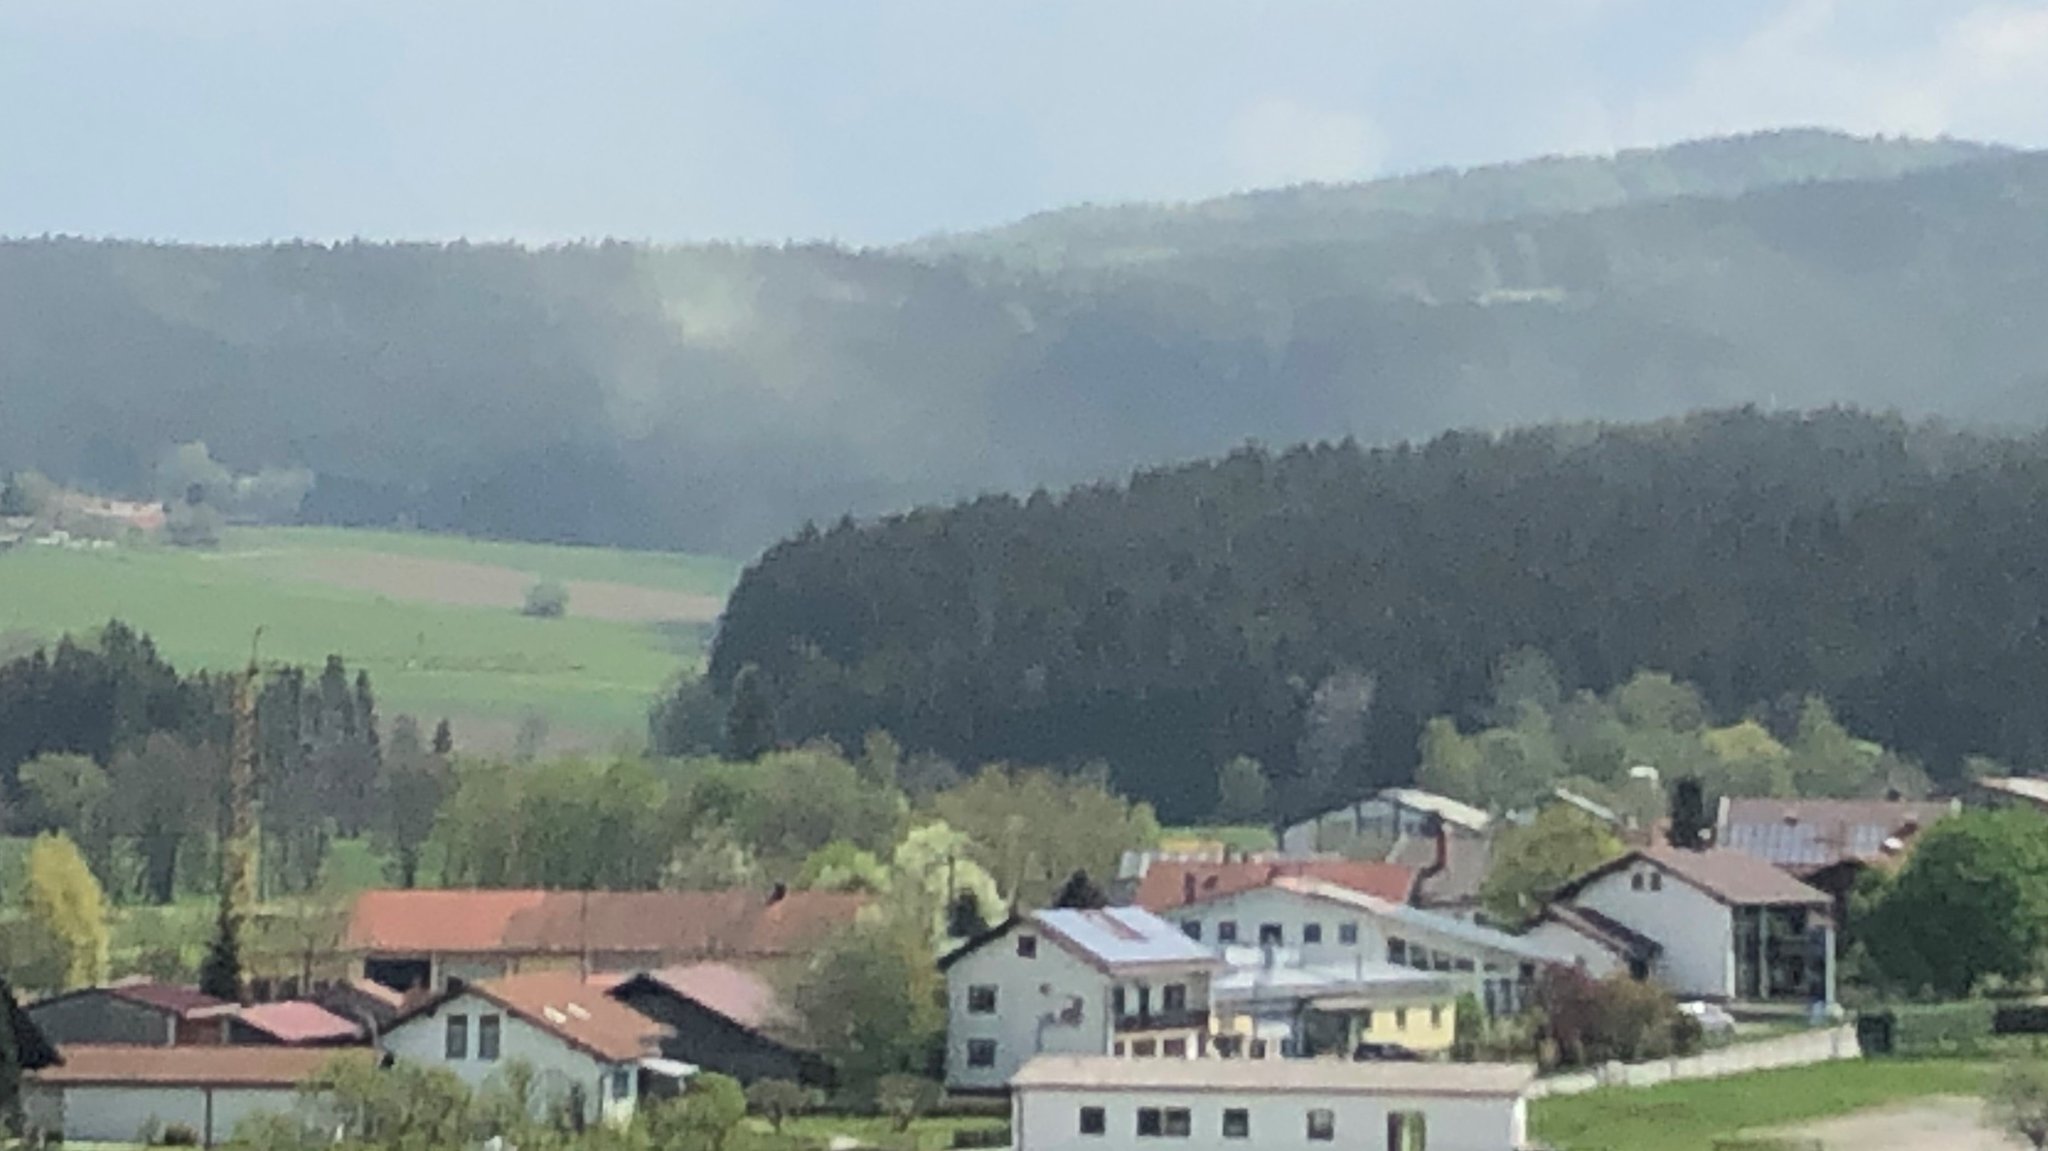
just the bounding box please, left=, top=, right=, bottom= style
left=1521, top=921, right=1625, bottom=979
left=22, top=1084, right=303, bottom=1147
left=382, top=991, right=636, bottom=1127
left=1016, top=1084, right=1526, bottom=1151
left=946, top=925, right=1112, bottom=1091
left=1571, top=866, right=1734, bottom=999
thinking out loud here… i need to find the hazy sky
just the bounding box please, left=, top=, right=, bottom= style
left=4, top=0, right=2046, bottom=245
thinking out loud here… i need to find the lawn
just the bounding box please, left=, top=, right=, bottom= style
left=741, top=1114, right=1007, bottom=1151
left=1529, top=1058, right=1996, bottom=1151
left=0, top=528, right=739, bottom=750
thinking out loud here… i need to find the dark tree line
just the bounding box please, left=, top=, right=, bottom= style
left=712, top=408, right=2048, bottom=822
left=0, top=623, right=451, bottom=902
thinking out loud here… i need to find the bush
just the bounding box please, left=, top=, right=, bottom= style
left=522, top=579, right=568, bottom=618
left=1535, top=968, right=1704, bottom=1069
left=949, top=1127, right=1012, bottom=1149
left=744, top=1078, right=818, bottom=1132
left=159, top=1124, right=202, bottom=1146
left=874, top=1075, right=942, bottom=1133
left=1997, top=1004, right=2048, bottom=1035
left=1883, top=1000, right=1996, bottom=1056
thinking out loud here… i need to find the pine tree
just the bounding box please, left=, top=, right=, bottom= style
left=1668, top=775, right=1710, bottom=850
left=432, top=718, right=455, bottom=756
left=203, top=661, right=259, bottom=1001
left=1052, top=869, right=1107, bottom=910
left=945, top=889, right=991, bottom=938
left=725, top=664, right=778, bottom=762
left=198, top=904, right=243, bottom=1002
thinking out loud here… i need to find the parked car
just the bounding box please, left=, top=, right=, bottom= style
left=1678, top=1001, right=1737, bottom=1035
left=1352, top=1042, right=1426, bottom=1062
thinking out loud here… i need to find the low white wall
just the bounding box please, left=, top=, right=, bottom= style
left=1528, top=1025, right=1859, bottom=1098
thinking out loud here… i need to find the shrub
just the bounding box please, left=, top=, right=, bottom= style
left=522, top=579, right=568, bottom=618
left=1534, top=968, right=1703, bottom=1069
left=159, top=1124, right=202, bottom=1146
left=874, top=1075, right=942, bottom=1132
left=1886, top=1000, right=1996, bottom=1056
left=744, top=1078, right=818, bottom=1132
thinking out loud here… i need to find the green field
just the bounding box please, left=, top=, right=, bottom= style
left=1529, top=1059, right=1995, bottom=1151
left=0, top=528, right=739, bottom=750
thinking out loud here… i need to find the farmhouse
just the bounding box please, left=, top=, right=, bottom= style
left=381, top=970, right=672, bottom=1128
left=1279, top=788, right=1491, bottom=856
left=602, top=964, right=825, bottom=1086
left=344, top=887, right=864, bottom=991
left=26, top=981, right=236, bottom=1048
left=940, top=907, right=1222, bottom=1093
left=1716, top=796, right=1957, bottom=923
left=1529, top=846, right=1835, bottom=1004
left=22, top=1045, right=367, bottom=1148
left=1010, top=1054, right=1535, bottom=1151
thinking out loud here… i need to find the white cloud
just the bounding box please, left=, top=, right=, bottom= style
left=1224, top=97, right=1388, bottom=188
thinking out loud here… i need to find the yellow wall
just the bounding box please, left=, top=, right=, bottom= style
left=1356, top=998, right=1455, bottom=1053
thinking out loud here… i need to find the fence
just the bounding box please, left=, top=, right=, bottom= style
left=1527, top=1025, right=1861, bottom=1098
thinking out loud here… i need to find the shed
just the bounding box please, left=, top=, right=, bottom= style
left=23, top=1045, right=366, bottom=1147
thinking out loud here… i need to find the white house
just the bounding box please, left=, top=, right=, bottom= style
left=1164, top=877, right=1569, bottom=1017
left=1527, top=846, right=1835, bottom=1004
left=23, top=1045, right=367, bottom=1147
left=382, top=970, right=674, bottom=1127
left=1280, top=788, right=1491, bottom=856
left=1010, top=1054, right=1536, bottom=1151
left=940, top=907, right=1222, bottom=1093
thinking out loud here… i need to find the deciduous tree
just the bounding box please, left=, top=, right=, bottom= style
left=16, top=831, right=109, bottom=992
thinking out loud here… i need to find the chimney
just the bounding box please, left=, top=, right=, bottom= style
left=1182, top=873, right=1198, bottom=906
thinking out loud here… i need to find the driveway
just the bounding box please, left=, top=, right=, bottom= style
left=1757, top=1096, right=2026, bottom=1151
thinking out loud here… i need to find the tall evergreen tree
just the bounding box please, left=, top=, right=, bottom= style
left=1668, top=776, right=1710, bottom=850
left=1052, top=870, right=1107, bottom=910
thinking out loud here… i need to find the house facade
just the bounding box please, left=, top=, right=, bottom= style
left=22, top=1046, right=367, bottom=1148
left=1531, top=846, right=1835, bottom=1004
left=940, top=908, right=1221, bottom=1093
left=1210, top=955, right=1460, bottom=1058
left=1010, top=1055, right=1534, bottom=1151
left=382, top=972, right=670, bottom=1128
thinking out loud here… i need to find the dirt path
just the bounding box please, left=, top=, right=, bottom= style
left=255, top=551, right=723, bottom=623
left=1758, top=1096, right=2022, bottom=1151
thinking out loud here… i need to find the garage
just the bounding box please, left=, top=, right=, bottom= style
left=24, top=1045, right=369, bottom=1147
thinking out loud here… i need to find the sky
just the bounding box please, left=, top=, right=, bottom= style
left=3, top=0, right=2047, bottom=246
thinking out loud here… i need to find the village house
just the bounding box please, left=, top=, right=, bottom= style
left=381, top=970, right=674, bottom=1128
left=1279, top=788, right=1490, bottom=856
left=1160, top=875, right=1567, bottom=1017
left=940, top=907, right=1223, bottom=1093
left=1009, top=1054, right=1536, bottom=1151
left=343, top=887, right=864, bottom=992
left=601, top=963, right=826, bottom=1087
left=1528, top=845, right=1835, bottom=1005
left=26, top=981, right=237, bottom=1048
left=1209, top=949, right=1461, bottom=1059
left=22, top=1045, right=369, bottom=1147
left=1716, top=796, right=1957, bottom=926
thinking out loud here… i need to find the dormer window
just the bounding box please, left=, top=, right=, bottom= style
left=1649, top=873, right=1663, bottom=892
left=1631, top=873, right=1645, bottom=891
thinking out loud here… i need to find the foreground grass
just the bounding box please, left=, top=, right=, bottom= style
left=0, top=528, right=735, bottom=747
left=1530, top=1058, right=1994, bottom=1151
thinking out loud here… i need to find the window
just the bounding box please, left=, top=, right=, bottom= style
left=1222, top=1109, right=1250, bottom=1139
left=1162, top=1109, right=1191, bottom=1137
left=1079, top=1107, right=1106, bottom=1136
left=1387, top=1111, right=1427, bottom=1151
left=1454, top=958, right=1475, bottom=973
left=1132, top=1039, right=1158, bottom=1057
left=1258, top=923, right=1284, bottom=945
left=477, top=1014, right=501, bottom=1061
left=1432, top=953, right=1453, bottom=972
left=1137, top=1109, right=1163, bottom=1137
left=1360, top=1009, right=1374, bottom=1030
left=1339, top=923, right=1359, bottom=945
left=611, top=1068, right=632, bottom=1100
left=1430, top=1005, right=1444, bottom=1028
left=1163, top=1038, right=1188, bottom=1058
left=1016, top=934, right=1038, bottom=958
left=1632, top=872, right=1646, bottom=891
left=1114, top=987, right=1128, bottom=1016
left=968, top=985, right=998, bottom=1014
left=1303, top=923, right=1323, bottom=944
left=1387, top=939, right=1408, bottom=965
left=1650, top=873, right=1664, bottom=892
left=967, top=1040, right=997, bottom=1068
left=1162, top=983, right=1187, bottom=1013
left=445, top=1014, right=469, bottom=1060
left=1307, top=1109, right=1336, bottom=1142
left=1395, top=1008, right=1409, bottom=1030
left=1182, top=920, right=1202, bottom=940
left=1217, top=921, right=1239, bottom=944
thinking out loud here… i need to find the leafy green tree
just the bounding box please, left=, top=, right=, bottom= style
left=108, top=733, right=219, bottom=905
left=874, top=1074, right=942, bottom=1132
left=646, top=1072, right=746, bottom=1151
left=797, top=841, right=889, bottom=894
left=743, top=1079, right=816, bottom=1132
left=886, top=821, right=1003, bottom=945
left=724, top=664, right=778, bottom=762
left=17, top=753, right=113, bottom=881
left=0, top=470, right=54, bottom=517
left=1416, top=717, right=1483, bottom=806
left=787, top=917, right=944, bottom=1095
left=15, top=831, right=109, bottom=992
left=933, top=766, right=1158, bottom=907
left=1480, top=805, right=1624, bottom=924
left=1990, top=1060, right=2048, bottom=1150
left=372, top=715, right=452, bottom=889
left=1212, top=755, right=1270, bottom=824
left=522, top=579, right=569, bottom=619
left=1864, top=809, right=2048, bottom=997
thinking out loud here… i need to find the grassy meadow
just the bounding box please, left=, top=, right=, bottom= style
left=0, top=527, right=739, bottom=750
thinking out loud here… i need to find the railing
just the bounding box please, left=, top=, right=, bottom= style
left=1113, top=1009, right=1210, bottom=1033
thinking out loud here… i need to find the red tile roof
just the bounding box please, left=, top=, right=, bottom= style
left=1136, top=859, right=1417, bottom=912
left=343, top=889, right=865, bottom=959
left=32, top=1045, right=367, bottom=1088
left=629, top=963, right=792, bottom=1034
left=234, top=1001, right=362, bottom=1044
left=465, top=971, right=670, bottom=1064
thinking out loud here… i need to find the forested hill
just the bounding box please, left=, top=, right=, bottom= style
left=6, top=133, right=2048, bottom=552
left=710, top=409, right=2048, bottom=822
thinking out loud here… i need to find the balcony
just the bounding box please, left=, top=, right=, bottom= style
left=1114, top=1009, right=1210, bottom=1033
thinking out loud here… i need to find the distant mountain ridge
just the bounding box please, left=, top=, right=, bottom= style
left=0, top=131, right=2043, bottom=553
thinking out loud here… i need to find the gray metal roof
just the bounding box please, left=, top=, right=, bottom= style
left=1011, top=1054, right=1536, bottom=1096
left=1034, top=907, right=1220, bottom=969
left=1212, top=956, right=1456, bottom=1005
left=1718, top=798, right=1956, bottom=868
left=1271, top=878, right=1573, bottom=965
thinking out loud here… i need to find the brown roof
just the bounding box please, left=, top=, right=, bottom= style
left=446, top=972, right=670, bottom=1064
left=234, top=1001, right=363, bottom=1044
left=1540, top=905, right=1663, bottom=959
left=107, top=982, right=236, bottom=1019
left=1557, top=846, right=1829, bottom=907
left=623, top=964, right=793, bottom=1034
left=343, top=889, right=865, bottom=959
left=1719, top=797, right=1956, bottom=870
left=1388, top=833, right=1492, bottom=909
left=32, top=1045, right=368, bottom=1088
left=1136, top=859, right=1417, bottom=911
